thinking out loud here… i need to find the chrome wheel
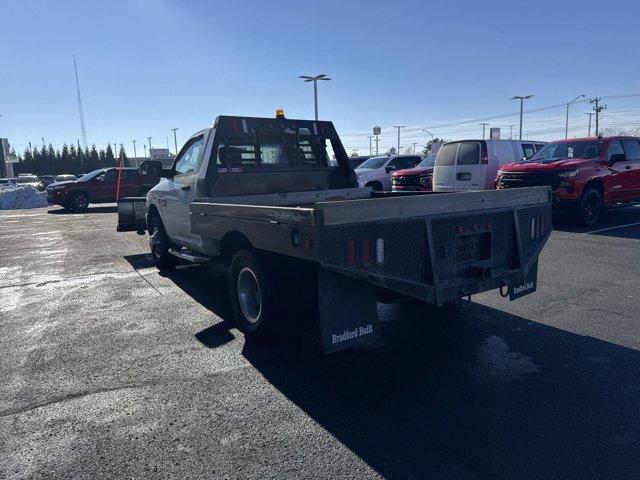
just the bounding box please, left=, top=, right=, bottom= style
left=237, top=267, right=262, bottom=324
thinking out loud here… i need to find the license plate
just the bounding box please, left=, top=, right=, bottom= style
left=455, top=232, right=491, bottom=263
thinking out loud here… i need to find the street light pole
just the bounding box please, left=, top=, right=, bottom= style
left=368, top=136, right=373, bottom=156
left=171, top=128, right=179, bottom=155
left=132, top=140, right=137, bottom=158
left=299, top=74, right=331, bottom=121
left=147, top=137, right=152, bottom=151
left=412, top=142, right=418, bottom=154
left=565, top=94, right=586, bottom=139
left=511, top=95, right=534, bottom=140
left=422, top=129, right=434, bottom=140
left=479, top=123, right=490, bottom=139
left=509, top=125, right=514, bottom=139
left=393, top=126, right=405, bottom=154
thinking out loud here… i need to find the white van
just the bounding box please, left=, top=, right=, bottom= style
left=432, top=139, right=546, bottom=191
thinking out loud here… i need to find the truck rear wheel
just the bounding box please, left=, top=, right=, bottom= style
left=148, top=215, right=176, bottom=270
left=229, top=250, right=276, bottom=342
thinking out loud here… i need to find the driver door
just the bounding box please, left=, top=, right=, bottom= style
left=604, top=139, right=635, bottom=203
left=162, top=135, right=205, bottom=246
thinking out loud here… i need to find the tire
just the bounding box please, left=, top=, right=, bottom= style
left=229, top=250, right=276, bottom=342
left=148, top=215, right=176, bottom=270
left=72, top=192, right=89, bottom=212
left=366, top=182, right=383, bottom=192
left=576, top=188, right=602, bottom=226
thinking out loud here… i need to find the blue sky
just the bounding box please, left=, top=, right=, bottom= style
left=2, top=0, right=640, bottom=156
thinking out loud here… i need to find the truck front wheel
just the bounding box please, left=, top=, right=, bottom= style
left=148, top=215, right=176, bottom=270
left=229, top=250, right=276, bottom=342
left=577, top=188, right=602, bottom=226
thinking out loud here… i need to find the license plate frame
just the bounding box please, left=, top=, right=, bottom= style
left=455, top=232, right=491, bottom=263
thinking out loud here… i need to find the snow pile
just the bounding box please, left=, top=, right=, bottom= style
left=0, top=185, right=49, bottom=210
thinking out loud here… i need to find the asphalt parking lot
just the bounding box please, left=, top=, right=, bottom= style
left=1, top=205, right=640, bottom=479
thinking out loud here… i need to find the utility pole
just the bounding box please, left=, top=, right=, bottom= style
left=511, top=95, right=534, bottom=140
left=393, top=126, right=405, bottom=154
left=147, top=137, right=152, bottom=151
left=171, top=128, right=179, bottom=155
left=367, top=136, right=373, bottom=156
left=28, top=141, right=32, bottom=156
left=590, top=98, right=606, bottom=136
left=166, top=136, right=169, bottom=150
left=479, top=123, right=490, bottom=139
left=509, top=125, right=514, bottom=139
left=144, top=145, right=147, bottom=158
left=584, top=113, right=594, bottom=137
left=132, top=140, right=137, bottom=158
left=412, top=142, right=418, bottom=154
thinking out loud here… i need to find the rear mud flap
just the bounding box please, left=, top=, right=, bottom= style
left=317, top=267, right=380, bottom=354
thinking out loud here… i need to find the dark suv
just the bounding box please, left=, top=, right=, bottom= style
left=47, top=167, right=159, bottom=211
left=496, top=136, right=640, bottom=225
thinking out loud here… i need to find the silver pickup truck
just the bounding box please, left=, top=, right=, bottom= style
left=118, top=114, right=551, bottom=353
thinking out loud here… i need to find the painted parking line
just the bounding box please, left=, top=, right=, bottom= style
left=584, top=222, right=640, bottom=235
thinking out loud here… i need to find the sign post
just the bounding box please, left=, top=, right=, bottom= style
left=372, top=126, right=381, bottom=155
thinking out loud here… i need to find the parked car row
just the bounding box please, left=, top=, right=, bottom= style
left=0, top=174, right=79, bottom=190
left=373, top=135, right=640, bottom=226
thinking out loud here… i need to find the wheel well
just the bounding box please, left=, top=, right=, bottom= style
left=147, top=204, right=160, bottom=224
left=220, top=231, right=252, bottom=259
left=583, top=179, right=603, bottom=199
left=73, top=189, right=90, bottom=200
left=365, top=181, right=383, bottom=189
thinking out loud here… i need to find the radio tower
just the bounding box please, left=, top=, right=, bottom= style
left=73, top=55, right=88, bottom=149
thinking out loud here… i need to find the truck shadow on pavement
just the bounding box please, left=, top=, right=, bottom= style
left=169, top=266, right=640, bottom=479
left=552, top=205, right=640, bottom=239
left=47, top=205, right=118, bottom=215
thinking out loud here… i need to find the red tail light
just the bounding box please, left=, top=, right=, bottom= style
left=346, top=239, right=357, bottom=267
left=480, top=142, right=489, bottom=164
left=361, top=239, right=372, bottom=265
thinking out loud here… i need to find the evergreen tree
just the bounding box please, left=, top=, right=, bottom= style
left=118, top=145, right=129, bottom=166
left=89, top=144, right=99, bottom=171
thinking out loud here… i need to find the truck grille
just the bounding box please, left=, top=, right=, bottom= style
left=499, top=172, right=561, bottom=190
left=392, top=174, right=430, bottom=187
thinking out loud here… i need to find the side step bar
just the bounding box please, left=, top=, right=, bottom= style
left=168, top=248, right=211, bottom=263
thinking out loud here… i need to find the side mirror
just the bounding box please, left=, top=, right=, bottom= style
left=138, top=160, right=165, bottom=177
left=609, top=153, right=626, bottom=164
left=385, top=165, right=396, bottom=173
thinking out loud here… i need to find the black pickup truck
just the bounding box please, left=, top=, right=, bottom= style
left=118, top=113, right=551, bottom=353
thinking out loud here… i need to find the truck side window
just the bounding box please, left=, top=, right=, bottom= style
left=622, top=139, right=640, bottom=161
left=175, top=137, right=204, bottom=175
left=605, top=140, right=625, bottom=162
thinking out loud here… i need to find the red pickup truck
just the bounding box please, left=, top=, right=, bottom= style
left=47, top=167, right=159, bottom=211
left=390, top=153, right=437, bottom=191
left=495, top=136, right=640, bottom=225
